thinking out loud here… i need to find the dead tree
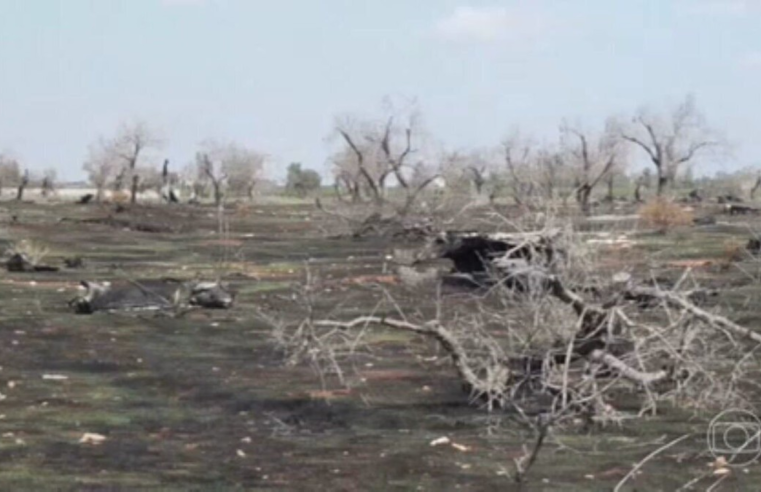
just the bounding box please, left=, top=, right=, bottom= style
left=561, top=121, right=621, bottom=215
left=15, top=169, right=29, bottom=201
left=40, top=168, right=56, bottom=197
left=198, top=153, right=226, bottom=207
left=0, top=155, right=21, bottom=197
left=751, top=174, right=761, bottom=201
left=82, top=121, right=162, bottom=204
left=278, top=229, right=757, bottom=418
left=331, top=99, right=439, bottom=216
left=335, top=127, right=384, bottom=207
left=503, top=133, right=536, bottom=207
left=622, top=96, right=717, bottom=196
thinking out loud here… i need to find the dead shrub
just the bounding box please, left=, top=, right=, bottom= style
left=5, top=240, right=50, bottom=266
left=721, top=239, right=745, bottom=266
left=638, top=198, right=693, bottom=233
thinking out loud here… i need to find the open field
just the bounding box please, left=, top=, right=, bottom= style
left=1, top=199, right=761, bottom=491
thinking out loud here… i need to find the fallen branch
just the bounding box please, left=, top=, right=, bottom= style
left=614, top=434, right=691, bottom=492
left=631, top=287, right=761, bottom=344
left=313, top=316, right=511, bottom=404
left=589, top=350, right=669, bottom=385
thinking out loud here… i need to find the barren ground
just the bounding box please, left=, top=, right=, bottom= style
left=1, top=200, right=760, bottom=491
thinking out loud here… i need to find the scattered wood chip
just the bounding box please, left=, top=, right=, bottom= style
left=236, top=449, right=246, bottom=458
left=42, top=374, right=69, bottom=381
left=430, top=436, right=451, bottom=447
left=79, top=433, right=107, bottom=445
left=710, top=456, right=728, bottom=468
left=714, top=467, right=731, bottom=476
left=451, top=443, right=471, bottom=452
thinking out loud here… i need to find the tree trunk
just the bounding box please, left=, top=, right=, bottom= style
left=213, top=182, right=223, bottom=207
left=130, top=175, right=139, bottom=204
left=606, top=175, right=614, bottom=202
left=634, top=183, right=643, bottom=203
left=751, top=177, right=761, bottom=201
left=351, top=182, right=361, bottom=203
left=471, top=170, right=485, bottom=195
left=656, top=172, right=669, bottom=197
left=16, top=171, right=29, bottom=201
left=576, top=185, right=592, bottom=215
left=247, top=184, right=255, bottom=201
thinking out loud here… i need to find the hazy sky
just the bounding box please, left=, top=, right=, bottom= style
left=1, top=0, right=759, bottom=181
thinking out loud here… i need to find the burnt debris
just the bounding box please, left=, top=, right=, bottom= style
left=69, top=279, right=235, bottom=314
left=77, top=193, right=94, bottom=204
left=724, top=204, right=759, bottom=215
left=413, top=229, right=565, bottom=288
left=5, top=253, right=59, bottom=272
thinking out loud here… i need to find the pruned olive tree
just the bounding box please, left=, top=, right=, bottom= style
left=622, top=95, right=718, bottom=196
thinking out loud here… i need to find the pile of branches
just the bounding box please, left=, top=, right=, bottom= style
left=276, top=229, right=761, bottom=421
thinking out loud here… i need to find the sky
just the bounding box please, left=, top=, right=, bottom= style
left=0, top=0, right=760, bottom=182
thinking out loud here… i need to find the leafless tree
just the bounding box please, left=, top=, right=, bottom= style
left=502, top=132, right=537, bottom=206
left=40, top=168, right=57, bottom=197
left=622, top=96, right=718, bottom=196
left=561, top=118, right=625, bottom=214
left=439, top=148, right=497, bottom=197
left=195, top=152, right=226, bottom=207
left=191, top=140, right=267, bottom=205
left=15, top=169, right=29, bottom=201
left=0, top=153, right=21, bottom=197
left=223, top=145, right=267, bottom=201
left=83, top=139, right=120, bottom=201
left=82, top=121, right=162, bottom=204
left=135, top=165, right=163, bottom=195
left=330, top=98, right=440, bottom=216
left=536, top=148, right=574, bottom=205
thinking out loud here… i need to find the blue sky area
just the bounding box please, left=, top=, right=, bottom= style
left=0, top=0, right=759, bottom=181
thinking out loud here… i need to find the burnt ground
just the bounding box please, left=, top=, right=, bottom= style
left=1, top=200, right=761, bottom=491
